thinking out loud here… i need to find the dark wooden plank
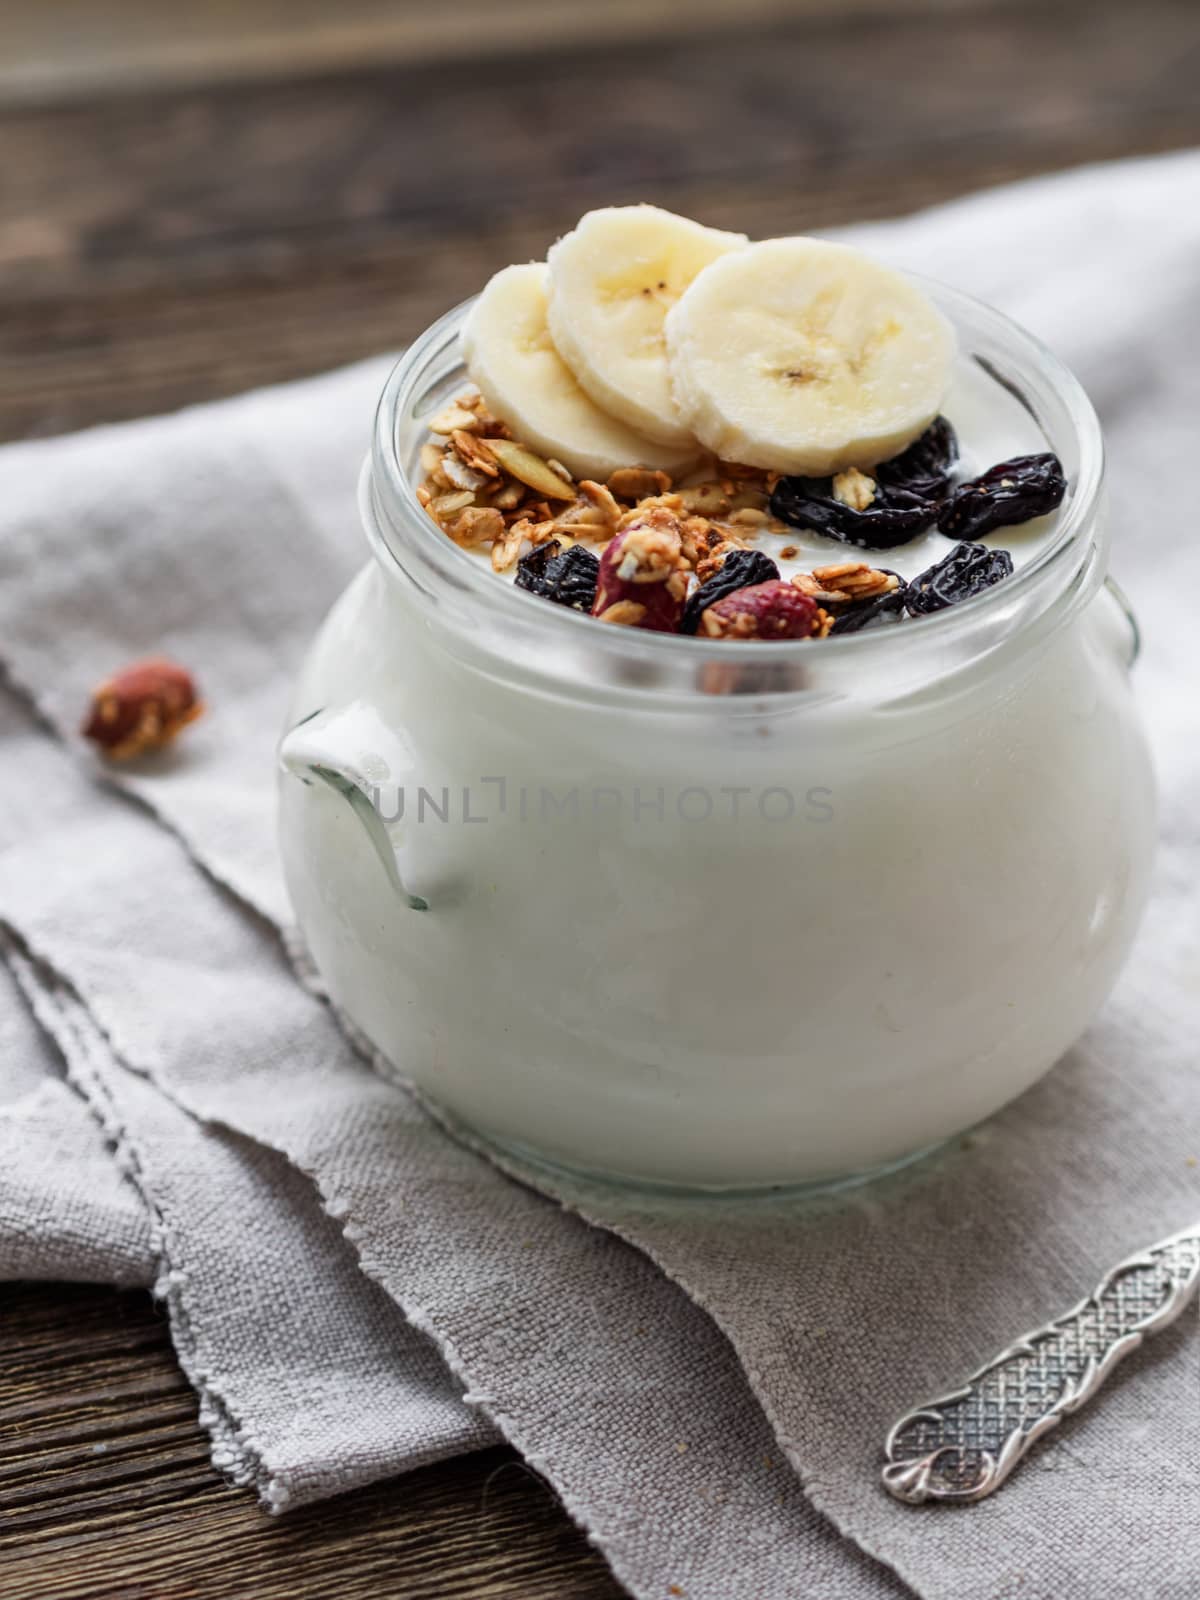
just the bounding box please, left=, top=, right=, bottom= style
left=0, top=0, right=969, bottom=104
left=2, top=2, right=1200, bottom=439
left=0, top=1283, right=620, bottom=1600
left=5, top=0, right=1200, bottom=292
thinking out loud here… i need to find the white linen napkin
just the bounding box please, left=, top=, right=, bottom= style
left=2, top=149, right=1199, bottom=1598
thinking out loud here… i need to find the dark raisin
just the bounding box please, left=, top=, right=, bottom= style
left=514, top=540, right=599, bottom=611
left=828, top=575, right=909, bottom=635
left=515, top=539, right=560, bottom=591
left=770, top=475, right=936, bottom=550
left=680, top=548, right=780, bottom=635
left=937, top=452, right=1066, bottom=540
left=874, top=417, right=958, bottom=501
left=906, top=541, right=1014, bottom=614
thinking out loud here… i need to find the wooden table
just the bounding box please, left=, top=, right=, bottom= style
left=2, top=4, right=1198, bottom=1594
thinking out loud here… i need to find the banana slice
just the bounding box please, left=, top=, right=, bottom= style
left=463, top=262, right=698, bottom=482
left=547, top=206, right=747, bottom=447
left=665, top=237, right=955, bottom=475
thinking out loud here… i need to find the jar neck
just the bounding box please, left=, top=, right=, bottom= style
left=363, top=459, right=1106, bottom=716
left=364, top=280, right=1106, bottom=716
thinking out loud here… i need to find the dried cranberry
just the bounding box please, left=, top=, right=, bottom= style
left=874, top=417, right=958, bottom=501
left=906, top=541, right=1014, bottom=614
left=680, top=548, right=780, bottom=634
left=515, top=540, right=599, bottom=611
left=937, top=453, right=1066, bottom=540
left=769, top=475, right=936, bottom=550
left=699, top=580, right=822, bottom=641
left=591, top=519, right=688, bottom=632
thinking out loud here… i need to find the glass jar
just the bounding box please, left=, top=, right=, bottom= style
left=278, top=285, right=1154, bottom=1193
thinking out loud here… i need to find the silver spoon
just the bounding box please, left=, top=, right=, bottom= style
left=882, top=1219, right=1200, bottom=1504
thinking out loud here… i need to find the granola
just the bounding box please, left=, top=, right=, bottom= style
left=792, top=562, right=901, bottom=606
left=831, top=467, right=877, bottom=511
left=413, top=390, right=1029, bottom=644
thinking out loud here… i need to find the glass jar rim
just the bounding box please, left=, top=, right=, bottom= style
left=365, top=275, right=1104, bottom=699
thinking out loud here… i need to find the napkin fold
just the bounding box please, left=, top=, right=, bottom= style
left=2, top=149, right=1199, bottom=1600
left=5, top=936, right=493, bottom=1507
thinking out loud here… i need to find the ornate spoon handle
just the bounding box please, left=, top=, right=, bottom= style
left=882, top=1220, right=1200, bottom=1505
